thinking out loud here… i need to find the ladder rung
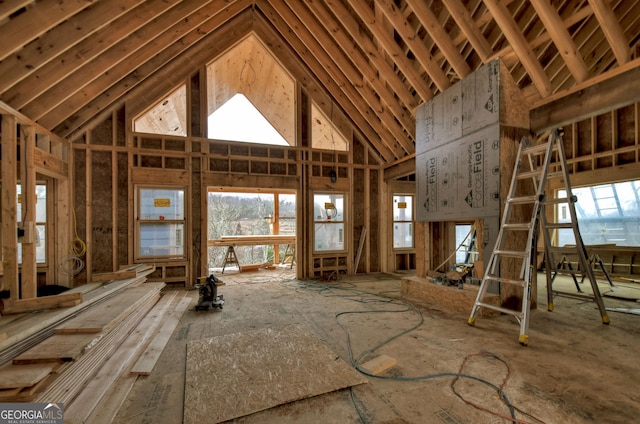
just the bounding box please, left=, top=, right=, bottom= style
left=493, top=250, right=529, bottom=258
left=552, top=290, right=597, bottom=302
left=543, top=197, right=573, bottom=205
left=475, top=302, right=525, bottom=318
left=521, top=143, right=549, bottom=155
left=502, top=223, right=531, bottom=230
left=544, top=222, right=574, bottom=229
left=551, top=267, right=582, bottom=275
left=507, top=195, right=538, bottom=204
left=516, top=170, right=543, bottom=180
left=484, top=275, right=526, bottom=286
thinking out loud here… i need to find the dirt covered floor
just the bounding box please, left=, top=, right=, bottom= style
left=116, top=268, right=640, bottom=424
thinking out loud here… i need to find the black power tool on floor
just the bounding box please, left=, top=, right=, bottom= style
left=195, top=274, right=225, bottom=311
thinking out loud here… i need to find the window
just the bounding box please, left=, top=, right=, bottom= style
left=455, top=224, right=475, bottom=264
left=556, top=180, right=640, bottom=247
left=314, top=193, right=345, bottom=252
left=393, top=195, right=414, bottom=248
left=17, top=184, right=47, bottom=264
left=137, top=187, right=186, bottom=259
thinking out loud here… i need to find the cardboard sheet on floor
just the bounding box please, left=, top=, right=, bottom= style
left=184, top=325, right=367, bottom=424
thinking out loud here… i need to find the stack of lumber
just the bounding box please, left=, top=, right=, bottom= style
left=0, top=288, right=191, bottom=423
left=0, top=282, right=164, bottom=402
left=0, top=265, right=155, bottom=364
left=0, top=263, right=197, bottom=420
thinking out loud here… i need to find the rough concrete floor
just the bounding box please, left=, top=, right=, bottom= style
left=116, top=268, right=640, bottom=424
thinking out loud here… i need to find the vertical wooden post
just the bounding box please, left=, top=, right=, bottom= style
left=1, top=115, right=19, bottom=298
left=20, top=125, right=37, bottom=299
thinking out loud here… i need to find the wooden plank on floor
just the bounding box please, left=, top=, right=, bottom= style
left=129, top=294, right=191, bottom=375
left=84, top=292, right=182, bottom=424
left=0, top=363, right=54, bottom=389
left=13, top=333, right=102, bottom=364
left=34, top=292, right=160, bottom=405
left=359, top=354, right=397, bottom=375
left=54, top=283, right=165, bottom=334
left=63, top=294, right=187, bottom=423
left=1, top=292, right=83, bottom=315
left=183, top=325, right=368, bottom=424
left=91, top=270, right=138, bottom=283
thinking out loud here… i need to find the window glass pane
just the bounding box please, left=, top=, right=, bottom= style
left=314, top=222, right=344, bottom=251
left=313, top=194, right=344, bottom=222
left=139, top=222, right=184, bottom=257
left=279, top=193, right=296, bottom=235
left=456, top=224, right=473, bottom=264
left=17, top=184, right=47, bottom=264
left=140, top=189, right=184, bottom=220
left=393, top=222, right=413, bottom=248
left=393, top=195, right=413, bottom=221
left=35, top=185, right=47, bottom=222
left=557, top=180, right=640, bottom=246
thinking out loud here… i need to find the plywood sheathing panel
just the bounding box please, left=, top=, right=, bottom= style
left=184, top=325, right=367, bottom=424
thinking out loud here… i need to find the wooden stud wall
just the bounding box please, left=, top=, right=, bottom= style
left=1, top=102, right=72, bottom=303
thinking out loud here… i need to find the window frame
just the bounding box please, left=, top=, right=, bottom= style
left=313, top=192, right=347, bottom=253
left=135, top=185, right=187, bottom=261
left=392, top=193, right=415, bottom=250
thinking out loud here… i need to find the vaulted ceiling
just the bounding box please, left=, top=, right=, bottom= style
left=1, top=0, right=639, bottom=164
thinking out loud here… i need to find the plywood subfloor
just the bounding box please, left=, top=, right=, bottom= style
left=184, top=325, right=367, bottom=424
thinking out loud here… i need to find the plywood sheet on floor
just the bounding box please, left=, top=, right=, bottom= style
left=184, top=325, right=367, bottom=424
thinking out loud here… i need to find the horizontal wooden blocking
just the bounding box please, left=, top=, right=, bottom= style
left=359, top=354, right=397, bottom=375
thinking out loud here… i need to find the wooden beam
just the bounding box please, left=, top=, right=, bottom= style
left=529, top=0, right=589, bottom=83
left=1, top=293, right=83, bottom=315
left=0, top=101, right=66, bottom=145
left=376, top=0, right=453, bottom=91
left=482, top=0, right=552, bottom=97
left=321, top=0, right=419, bottom=111
left=347, top=0, right=434, bottom=103
left=588, top=0, right=630, bottom=65
left=0, top=0, right=148, bottom=95
left=33, top=147, right=69, bottom=179
left=302, top=0, right=416, bottom=139
left=530, top=61, right=640, bottom=132
left=441, top=0, right=493, bottom=63
left=257, top=1, right=397, bottom=161
left=404, top=0, right=472, bottom=79
left=0, top=0, right=93, bottom=62
left=279, top=0, right=412, bottom=156
left=1, top=115, right=19, bottom=296
left=0, top=1, right=32, bottom=22
left=19, top=125, right=37, bottom=299
left=21, top=0, right=221, bottom=120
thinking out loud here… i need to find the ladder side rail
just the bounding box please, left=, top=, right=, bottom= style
left=553, top=134, right=610, bottom=324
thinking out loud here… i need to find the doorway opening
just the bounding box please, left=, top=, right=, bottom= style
left=206, top=189, right=296, bottom=273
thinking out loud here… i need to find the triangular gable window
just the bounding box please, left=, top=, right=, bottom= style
left=133, top=85, right=187, bottom=136
left=208, top=93, right=288, bottom=146
left=206, top=34, right=295, bottom=146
